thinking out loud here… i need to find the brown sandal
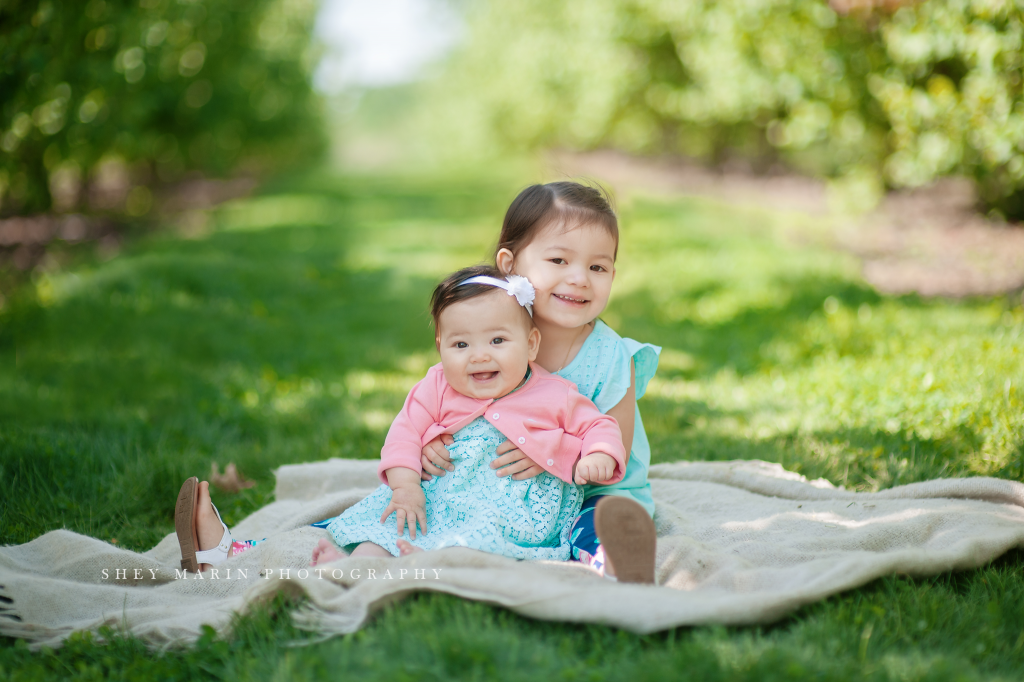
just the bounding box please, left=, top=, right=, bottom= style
left=594, top=496, right=657, bottom=584
left=175, top=476, right=233, bottom=573
left=175, top=477, right=200, bottom=573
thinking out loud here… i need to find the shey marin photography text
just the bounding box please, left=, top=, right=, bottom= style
left=100, top=567, right=445, bottom=581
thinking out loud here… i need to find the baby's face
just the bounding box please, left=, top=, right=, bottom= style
left=436, top=290, right=540, bottom=400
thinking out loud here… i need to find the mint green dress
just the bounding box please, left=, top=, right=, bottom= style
left=555, top=320, right=661, bottom=516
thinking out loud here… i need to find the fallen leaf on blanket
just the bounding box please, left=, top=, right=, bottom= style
left=211, top=462, right=255, bottom=493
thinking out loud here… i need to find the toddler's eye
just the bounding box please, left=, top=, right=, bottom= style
left=456, top=341, right=468, bottom=349
left=549, top=258, right=566, bottom=265
left=491, top=337, right=504, bottom=345
left=590, top=265, right=606, bottom=272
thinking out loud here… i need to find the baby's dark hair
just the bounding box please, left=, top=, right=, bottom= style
left=495, top=181, right=618, bottom=262
left=430, top=264, right=524, bottom=330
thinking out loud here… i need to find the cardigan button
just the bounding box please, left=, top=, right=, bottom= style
left=492, top=413, right=499, bottom=420
left=518, top=437, right=526, bottom=444
left=547, top=459, right=554, bottom=466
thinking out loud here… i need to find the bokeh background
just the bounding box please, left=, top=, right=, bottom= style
left=3, top=3, right=1024, bottom=679
left=7, top=0, right=1024, bottom=215
left=4, top=0, right=1024, bottom=293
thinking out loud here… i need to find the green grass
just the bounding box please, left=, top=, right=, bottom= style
left=2, top=167, right=1023, bottom=681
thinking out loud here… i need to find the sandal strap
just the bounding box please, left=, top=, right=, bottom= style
left=194, top=503, right=232, bottom=566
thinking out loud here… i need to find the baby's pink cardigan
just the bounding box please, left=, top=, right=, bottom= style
left=378, top=362, right=627, bottom=485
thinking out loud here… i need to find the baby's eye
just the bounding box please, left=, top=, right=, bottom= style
left=590, top=264, right=606, bottom=272
left=456, top=341, right=468, bottom=349
left=491, top=337, right=504, bottom=345
left=549, top=258, right=566, bottom=265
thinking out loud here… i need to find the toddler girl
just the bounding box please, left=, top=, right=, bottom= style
left=419, top=182, right=660, bottom=583
left=176, top=265, right=626, bottom=570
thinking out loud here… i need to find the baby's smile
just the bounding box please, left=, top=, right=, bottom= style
left=435, top=288, right=540, bottom=401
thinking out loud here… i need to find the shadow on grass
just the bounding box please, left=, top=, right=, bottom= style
left=4, top=227, right=436, bottom=427
left=613, top=277, right=889, bottom=379
left=643, top=388, right=994, bottom=489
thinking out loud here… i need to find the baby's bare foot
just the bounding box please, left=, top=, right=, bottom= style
left=196, top=481, right=225, bottom=571
left=396, top=539, right=424, bottom=556
left=311, top=538, right=348, bottom=566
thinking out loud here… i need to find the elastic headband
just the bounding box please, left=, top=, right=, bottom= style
left=459, top=274, right=535, bottom=317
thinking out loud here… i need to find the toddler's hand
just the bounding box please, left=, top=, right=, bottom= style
left=420, top=434, right=455, bottom=481
left=574, top=452, right=616, bottom=485
left=491, top=440, right=544, bottom=480
left=380, top=484, right=428, bottom=539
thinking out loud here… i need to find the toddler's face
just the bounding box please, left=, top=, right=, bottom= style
left=498, top=222, right=616, bottom=330
left=436, top=290, right=541, bottom=400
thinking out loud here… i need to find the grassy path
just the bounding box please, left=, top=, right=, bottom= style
left=2, top=168, right=1023, bottom=680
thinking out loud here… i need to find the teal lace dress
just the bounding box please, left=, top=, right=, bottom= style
left=327, top=416, right=583, bottom=560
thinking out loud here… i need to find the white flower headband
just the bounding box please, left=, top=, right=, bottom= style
left=459, top=274, right=535, bottom=316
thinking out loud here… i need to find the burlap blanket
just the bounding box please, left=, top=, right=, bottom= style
left=3, top=459, right=1024, bottom=649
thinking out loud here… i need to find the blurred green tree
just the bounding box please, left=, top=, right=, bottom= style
left=426, top=0, right=1024, bottom=217
left=0, top=0, right=324, bottom=216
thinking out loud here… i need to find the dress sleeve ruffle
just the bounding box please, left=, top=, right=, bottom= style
left=591, top=332, right=661, bottom=413
left=623, top=337, right=661, bottom=401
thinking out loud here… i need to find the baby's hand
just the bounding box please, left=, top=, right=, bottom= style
left=380, top=484, right=428, bottom=539
left=574, top=452, right=617, bottom=485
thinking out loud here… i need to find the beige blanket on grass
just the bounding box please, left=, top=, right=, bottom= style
left=3, top=459, right=1024, bottom=649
